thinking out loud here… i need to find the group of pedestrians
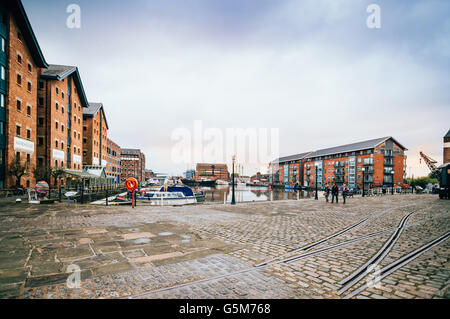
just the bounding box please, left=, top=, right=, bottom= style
left=323, top=183, right=349, bottom=204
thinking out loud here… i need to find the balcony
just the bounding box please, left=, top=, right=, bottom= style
left=335, top=169, right=345, bottom=176
left=364, top=176, right=374, bottom=183
left=384, top=159, right=394, bottom=166
left=334, top=162, right=345, bottom=167
left=384, top=176, right=393, bottom=184
left=363, top=159, right=374, bottom=166
left=384, top=150, right=394, bottom=157
left=335, top=176, right=344, bottom=183
left=363, top=167, right=374, bottom=174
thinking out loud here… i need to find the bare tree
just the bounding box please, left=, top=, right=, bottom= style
left=50, top=168, right=66, bottom=187
left=8, top=157, right=29, bottom=188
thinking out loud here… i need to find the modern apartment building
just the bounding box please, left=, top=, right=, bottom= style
left=120, top=148, right=146, bottom=183
left=37, top=65, right=88, bottom=174
left=106, top=138, right=121, bottom=183
left=0, top=0, right=49, bottom=188
left=269, top=152, right=312, bottom=186
left=82, top=103, right=108, bottom=167
left=270, top=137, right=407, bottom=189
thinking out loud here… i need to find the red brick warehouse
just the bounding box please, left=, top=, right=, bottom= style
left=106, top=138, right=121, bottom=184
left=0, top=0, right=49, bottom=188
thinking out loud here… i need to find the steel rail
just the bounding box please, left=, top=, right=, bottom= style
left=343, top=231, right=450, bottom=299
left=124, top=210, right=447, bottom=299
left=255, top=203, right=415, bottom=267
left=254, top=216, right=370, bottom=267
left=337, top=212, right=414, bottom=295
left=124, top=229, right=392, bottom=299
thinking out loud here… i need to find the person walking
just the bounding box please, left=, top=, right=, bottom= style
left=324, top=183, right=330, bottom=202
left=331, top=183, right=339, bottom=203
left=342, top=183, right=349, bottom=204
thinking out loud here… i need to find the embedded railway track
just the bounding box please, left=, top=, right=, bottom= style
left=337, top=212, right=415, bottom=296
left=343, top=231, right=450, bottom=299
left=122, top=208, right=448, bottom=299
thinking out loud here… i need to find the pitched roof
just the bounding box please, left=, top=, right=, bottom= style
left=120, top=148, right=142, bottom=156
left=6, top=0, right=48, bottom=67
left=305, top=137, right=392, bottom=158
left=271, top=136, right=407, bottom=163
left=41, top=64, right=89, bottom=108
left=41, top=64, right=76, bottom=78
left=272, top=152, right=312, bottom=164
left=83, top=102, right=109, bottom=129
left=445, top=129, right=450, bottom=138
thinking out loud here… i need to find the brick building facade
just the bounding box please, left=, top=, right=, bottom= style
left=106, top=138, right=121, bottom=183
left=120, top=148, right=145, bottom=183
left=82, top=103, right=108, bottom=167
left=270, top=137, right=407, bottom=190
left=444, top=130, right=450, bottom=164
left=0, top=0, right=48, bottom=188
left=0, top=1, right=148, bottom=189
left=195, top=163, right=229, bottom=182
left=37, top=65, right=88, bottom=179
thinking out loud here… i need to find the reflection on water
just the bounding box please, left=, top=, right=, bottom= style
left=192, top=185, right=315, bottom=203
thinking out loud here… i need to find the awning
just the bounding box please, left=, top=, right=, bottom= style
left=64, top=169, right=98, bottom=179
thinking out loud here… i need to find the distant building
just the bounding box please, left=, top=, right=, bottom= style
left=444, top=129, right=450, bottom=164
left=120, top=148, right=145, bottom=183
left=250, top=172, right=269, bottom=184
left=145, top=169, right=154, bottom=180
left=270, top=136, right=407, bottom=189
left=82, top=103, right=108, bottom=167
left=106, top=138, right=121, bottom=183
left=195, top=163, right=229, bottom=181
left=184, top=169, right=195, bottom=179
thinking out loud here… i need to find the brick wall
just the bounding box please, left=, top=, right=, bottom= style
left=5, top=13, right=38, bottom=188
left=106, top=138, right=121, bottom=182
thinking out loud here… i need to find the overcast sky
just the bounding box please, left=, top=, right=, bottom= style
left=23, top=0, right=450, bottom=177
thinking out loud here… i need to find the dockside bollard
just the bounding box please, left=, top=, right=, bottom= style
left=105, top=188, right=109, bottom=206
left=58, top=186, right=62, bottom=202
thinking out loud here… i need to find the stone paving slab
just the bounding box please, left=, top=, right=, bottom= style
left=0, top=194, right=448, bottom=299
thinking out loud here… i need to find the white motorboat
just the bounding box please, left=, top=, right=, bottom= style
left=216, top=179, right=229, bottom=185
left=137, top=191, right=197, bottom=206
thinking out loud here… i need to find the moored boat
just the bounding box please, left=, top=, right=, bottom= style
left=181, top=179, right=200, bottom=186
left=199, top=178, right=216, bottom=186
left=137, top=191, right=197, bottom=206
left=216, top=179, right=229, bottom=185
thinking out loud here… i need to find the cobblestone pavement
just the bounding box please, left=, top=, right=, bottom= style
left=0, top=194, right=448, bottom=299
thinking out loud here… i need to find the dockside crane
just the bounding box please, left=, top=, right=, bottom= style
left=419, top=152, right=438, bottom=173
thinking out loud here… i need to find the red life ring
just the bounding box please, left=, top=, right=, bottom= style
left=125, top=177, right=139, bottom=191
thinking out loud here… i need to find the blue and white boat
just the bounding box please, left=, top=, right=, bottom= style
left=137, top=185, right=199, bottom=206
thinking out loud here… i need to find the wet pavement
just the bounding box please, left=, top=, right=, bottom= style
left=0, top=194, right=448, bottom=299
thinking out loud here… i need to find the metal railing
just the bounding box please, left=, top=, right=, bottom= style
left=0, top=184, right=126, bottom=204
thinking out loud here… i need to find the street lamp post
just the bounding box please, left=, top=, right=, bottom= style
left=231, top=155, right=236, bottom=205
left=362, top=167, right=365, bottom=197
left=314, top=165, right=318, bottom=200
left=391, top=170, right=395, bottom=195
